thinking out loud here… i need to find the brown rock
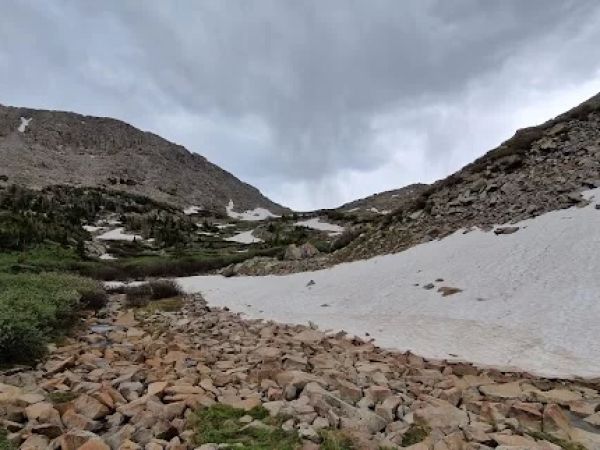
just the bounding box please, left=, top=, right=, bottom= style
left=24, top=402, right=62, bottom=426
left=365, top=385, right=392, bottom=403
left=78, top=439, right=111, bottom=450
left=44, top=356, right=75, bottom=374
left=62, top=408, right=97, bottom=431
left=59, top=430, right=103, bottom=450
left=294, top=329, right=326, bottom=344
left=536, top=388, right=583, bottom=406
left=20, top=434, right=50, bottom=450
left=74, top=394, right=110, bottom=420
left=543, top=404, right=571, bottom=440
left=413, top=400, right=468, bottom=434
left=336, top=379, right=362, bottom=404
left=479, top=382, right=523, bottom=400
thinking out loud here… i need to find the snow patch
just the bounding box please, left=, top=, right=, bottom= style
left=184, top=206, right=202, bottom=215
left=368, top=207, right=391, bottom=214
left=294, top=217, right=345, bottom=234
left=18, top=117, right=32, bottom=133
left=99, top=253, right=116, bottom=260
left=97, top=228, right=142, bottom=242
left=224, top=230, right=263, bottom=244
left=83, top=225, right=104, bottom=232
left=177, top=189, right=600, bottom=379
left=226, top=200, right=279, bottom=221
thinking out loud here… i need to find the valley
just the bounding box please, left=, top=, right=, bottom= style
left=2, top=92, right=600, bottom=449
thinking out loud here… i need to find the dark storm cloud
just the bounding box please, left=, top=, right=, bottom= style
left=1, top=1, right=600, bottom=209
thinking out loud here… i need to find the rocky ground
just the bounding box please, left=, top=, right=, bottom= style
left=1, top=296, right=600, bottom=449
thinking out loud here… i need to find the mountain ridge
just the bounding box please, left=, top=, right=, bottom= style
left=0, top=103, right=287, bottom=215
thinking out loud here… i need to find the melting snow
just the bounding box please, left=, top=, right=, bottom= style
left=97, top=228, right=142, bottom=242
left=226, top=200, right=279, bottom=221
left=184, top=206, right=201, bottom=215
left=294, top=217, right=345, bottom=234
left=99, top=253, right=116, bottom=260
left=18, top=117, right=32, bottom=132
left=368, top=207, right=391, bottom=214
left=177, top=189, right=600, bottom=379
left=224, top=230, right=263, bottom=244
left=83, top=225, right=104, bottom=232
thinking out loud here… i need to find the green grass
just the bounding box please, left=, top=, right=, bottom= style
left=0, top=245, right=81, bottom=274
left=0, top=242, right=283, bottom=281
left=320, top=430, right=357, bottom=450
left=47, top=391, right=78, bottom=404
left=0, top=273, right=102, bottom=365
left=76, top=246, right=284, bottom=281
left=0, top=429, right=15, bottom=450
left=401, top=424, right=430, bottom=447
left=190, top=404, right=300, bottom=450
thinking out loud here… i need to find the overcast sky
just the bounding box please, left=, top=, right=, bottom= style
left=1, top=1, right=600, bottom=210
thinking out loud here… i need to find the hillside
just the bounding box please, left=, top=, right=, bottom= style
left=337, top=183, right=429, bottom=216
left=0, top=104, right=286, bottom=215
left=215, top=91, right=600, bottom=275
left=332, top=91, right=600, bottom=262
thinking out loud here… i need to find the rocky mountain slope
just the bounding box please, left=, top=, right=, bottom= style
left=0, top=104, right=286, bottom=215
left=338, top=184, right=429, bottom=216
left=220, top=91, right=600, bottom=275
left=333, top=91, right=600, bottom=262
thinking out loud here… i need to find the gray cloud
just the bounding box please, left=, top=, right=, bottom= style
left=1, top=0, right=600, bottom=209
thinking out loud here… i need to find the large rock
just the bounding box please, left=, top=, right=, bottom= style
left=24, top=402, right=62, bottom=427
left=20, top=434, right=50, bottom=450
left=74, top=394, right=111, bottom=420
left=413, top=399, right=469, bottom=434
left=536, top=389, right=583, bottom=405
left=479, top=382, right=523, bottom=400
left=59, top=430, right=104, bottom=450
left=303, top=382, right=387, bottom=433
left=275, top=371, right=324, bottom=391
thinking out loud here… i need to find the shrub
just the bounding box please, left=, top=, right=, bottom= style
left=190, top=404, right=299, bottom=450
left=330, top=227, right=364, bottom=252
left=79, top=286, right=108, bottom=310
left=0, top=273, right=97, bottom=365
left=47, top=391, right=78, bottom=404
left=124, top=284, right=152, bottom=307
left=77, top=246, right=285, bottom=281
left=149, top=279, right=182, bottom=300
left=401, top=424, right=430, bottom=446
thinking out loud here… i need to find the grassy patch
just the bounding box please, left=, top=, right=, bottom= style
left=77, top=246, right=284, bottom=281
left=148, top=279, right=182, bottom=300
left=0, top=428, right=15, bottom=450
left=138, top=297, right=184, bottom=314
left=124, top=284, right=153, bottom=308
left=402, top=424, right=430, bottom=447
left=527, top=431, right=587, bottom=450
left=0, top=273, right=101, bottom=364
left=0, top=245, right=82, bottom=274
left=319, top=429, right=357, bottom=450
left=190, top=404, right=300, bottom=450
left=47, top=391, right=78, bottom=404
